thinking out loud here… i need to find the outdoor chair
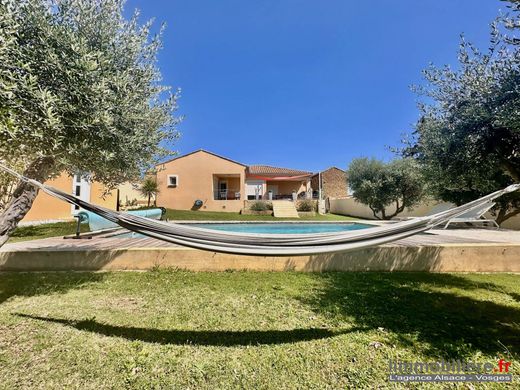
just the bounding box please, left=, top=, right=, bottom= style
left=442, top=201, right=499, bottom=229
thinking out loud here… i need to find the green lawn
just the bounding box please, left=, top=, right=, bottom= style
left=10, top=210, right=358, bottom=243
left=163, top=208, right=357, bottom=221
left=8, top=221, right=89, bottom=243
left=0, top=271, right=518, bottom=388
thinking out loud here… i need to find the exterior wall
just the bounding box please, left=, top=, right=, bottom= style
left=216, top=177, right=241, bottom=194
left=311, top=168, right=348, bottom=198
left=156, top=150, right=246, bottom=212
left=90, top=181, right=118, bottom=210
left=118, top=182, right=148, bottom=207
left=329, top=197, right=445, bottom=220
left=22, top=172, right=117, bottom=222
left=22, top=173, right=72, bottom=222
left=329, top=196, right=520, bottom=230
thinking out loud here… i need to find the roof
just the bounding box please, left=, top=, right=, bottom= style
left=157, top=149, right=313, bottom=176
left=157, top=149, right=247, bottom=167
left=247, top=165, right=313, bottom=177
left=311, top=167, right=346, bottom=177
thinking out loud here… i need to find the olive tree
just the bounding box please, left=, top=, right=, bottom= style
left=0, top=0, right=180, bottom=245
left=401, top=2, right=520, bottom=224
left=347, top=158, right=425, bottom=220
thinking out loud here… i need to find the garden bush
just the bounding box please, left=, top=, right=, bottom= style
left=250, top=201, right=270, bottom=211
left=297, top=200, right=315, bottom=212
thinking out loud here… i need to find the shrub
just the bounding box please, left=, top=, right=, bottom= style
left=250, top=201, right=269, bottom=211
left=297, top=200, right=315, bottom=212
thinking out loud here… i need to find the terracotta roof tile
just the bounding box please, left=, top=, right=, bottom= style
left=247, top=165, right=312, bottom=176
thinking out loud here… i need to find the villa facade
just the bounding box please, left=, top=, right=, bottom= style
left=22, top=172, right=117, bottom=222
left=156, top=150, right=313, bottom=212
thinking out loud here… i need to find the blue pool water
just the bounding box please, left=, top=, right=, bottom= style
left=194, top=223, right=371, bottom=234
left=112, top=223, right=373, bottom=238
left=113, top=223, right=372, bottom=238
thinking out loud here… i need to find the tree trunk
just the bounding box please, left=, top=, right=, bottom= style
left=147, top=194, right=151, bottom=207
left=496, top=207, right=520, bottom=225
left=386, top=199, right=406, bottom=220
left=500, top=159, right=520, bottom=182
left=0, top=157, right=55, bottom=247
left=369, top=206, right=381, bottom=220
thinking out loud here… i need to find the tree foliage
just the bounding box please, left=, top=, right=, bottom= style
left=401, top=2, right=520, bottom=224
left=0, top=0, right=180, bottom=242
left=347, top=158, right=425, bottom=220
left=0, top=0, right=180, bottom=185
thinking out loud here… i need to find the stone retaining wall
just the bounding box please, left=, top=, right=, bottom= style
left=1, top=244, right=519, bottom=272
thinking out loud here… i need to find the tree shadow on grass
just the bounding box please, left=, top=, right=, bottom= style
left=14, top=313, right=358, bottom=346
left=301, top=273, right=520, bottom=358
left=0, top=272, right=105, bottom=305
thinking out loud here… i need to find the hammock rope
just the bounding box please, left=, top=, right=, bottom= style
left=1, top=163, right=518, bottom=256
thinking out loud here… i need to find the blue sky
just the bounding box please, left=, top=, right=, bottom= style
left=126, top=0, right=504, bottom=172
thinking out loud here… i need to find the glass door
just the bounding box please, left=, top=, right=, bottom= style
left=71, top=173, right=91, bottom=214
left=218, top=180, right=228, bottom=200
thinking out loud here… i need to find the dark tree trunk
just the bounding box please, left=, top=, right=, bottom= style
left=0, top=157, right=55, bottom=247
left=500, top=159, right=520, bottom=183
left=369, top=206, right=381, bottom=220
left=496, top=206, right=520, bottom=225
left=386, top=199, right=406, bottom=220
left=147, top=194, right=151, bottom=207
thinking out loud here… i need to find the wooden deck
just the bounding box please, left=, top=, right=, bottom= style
left=2, top=228, right=519, bottom=252
left=1, top=227, right=519, bottom=273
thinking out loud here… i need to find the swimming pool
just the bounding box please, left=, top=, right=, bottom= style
left=111, top=222, right=372, bottom=238
left=193, top=223, right=371, bottom=234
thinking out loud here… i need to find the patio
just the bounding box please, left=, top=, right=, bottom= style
left=2, top=227, right=520, bottom=272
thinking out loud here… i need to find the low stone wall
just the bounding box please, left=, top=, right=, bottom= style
left=329, top=197, right=520, bottom=230
left=1, top=244, right=519, bottom=272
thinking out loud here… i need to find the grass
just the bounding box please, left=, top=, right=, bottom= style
left=163, top=208, right=357, bottom=221
left=0, top=271, right=518, bottom=388
left=8, top=221, right=89, bottom=243
left=10, top=209, right=358, bottom=243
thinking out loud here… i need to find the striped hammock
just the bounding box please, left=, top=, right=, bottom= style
left=2, top=163, right=518, bottom=256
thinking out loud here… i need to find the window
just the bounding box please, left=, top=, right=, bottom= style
left=167, top=175, right=178, bottom=187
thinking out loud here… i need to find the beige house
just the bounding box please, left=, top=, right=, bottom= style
left=22, top=172, right=117, bottom=222
left=156, top=150, right=313, bottom=212
left=118, top=182, right=150, bottom=208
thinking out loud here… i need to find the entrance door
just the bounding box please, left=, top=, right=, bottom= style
left=71, top=173, right=91, bottom=214
left=218, top=180, right=228, bottom=200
